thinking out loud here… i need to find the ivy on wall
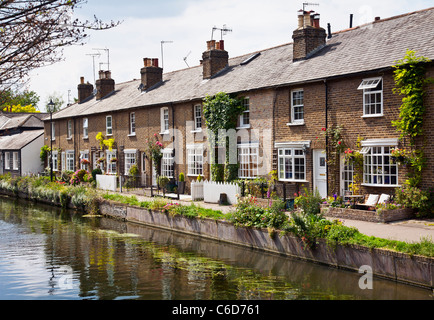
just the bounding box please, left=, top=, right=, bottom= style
left=203, top=92, right=246, bottom=182
left=392, top=50, right=433, bottom=187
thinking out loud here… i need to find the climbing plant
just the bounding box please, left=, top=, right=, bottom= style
left=203, top=92, right=246, bottom=182
left=392, top=50, right=433, bottom=187
left=319, top=125, right=345, bottom=194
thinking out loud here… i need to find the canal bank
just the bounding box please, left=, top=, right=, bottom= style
left=99, top=199, right=434, bottom=290
left=0, top=185, right=433, bottom=291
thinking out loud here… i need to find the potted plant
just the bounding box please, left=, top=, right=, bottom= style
left=157, top=176, right=169, bottom=195
left=178, top=172, right=185, bottom=194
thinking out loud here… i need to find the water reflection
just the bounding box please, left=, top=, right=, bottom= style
left=0, top=196, right=432, bottom=300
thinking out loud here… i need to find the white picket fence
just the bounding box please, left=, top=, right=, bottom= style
left=191, top=180, right=240, bottom=205
left=191, top=181, right=204, bottom=201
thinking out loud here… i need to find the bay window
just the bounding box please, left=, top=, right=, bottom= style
left=277, top=147, right=306, bottom=181
left=361, top=139, right=398, bottom=187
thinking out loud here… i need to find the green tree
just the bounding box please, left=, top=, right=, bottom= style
left=0, top=89, right=40, bottom=111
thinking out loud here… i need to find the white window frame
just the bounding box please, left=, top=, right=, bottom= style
left=67, top=120, right=73, bottom=139
left=66, top=151, right=75, bottom=172
left=362, top=146, right=399, bottom=187
left=238, top=143, right=259, bottom=179
left=187, top=144, right=204, bottom=177
left=277, top=148, right=306, bottom=182
left=290, top=89, right=304, bottom=125
left=106, top=115, right=113, bottom=136
left=83, top=118, right=89, bottom=139
left=161, top=148, right=174, bottom=178
left=160, top=107, right=169, bottom=134
left=5, top=152, right=10, bottom=170
left=194, top=105, right=202, bottom=131
left=12, top=152, right=19, bottom=170
left=359, top=77, right=383, bottom=117
left=340, top=155, right=354, bottom=196
left=129, top=112, right=136, bottom=136
left=52, top=151, right=59, bottom=172
left=124, top=150, right=137, bottom=175
left=80, top=151, right=89, bottom=171
left=61, top=152, right=66, bottom=172
left=239, top=98, right=250, bottom=128
left=106, top=150, right=117, bottom=175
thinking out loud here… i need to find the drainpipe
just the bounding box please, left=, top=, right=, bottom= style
left=324, top=79, right=329, bottom=197
left=171, top=103, right=176, bottom=181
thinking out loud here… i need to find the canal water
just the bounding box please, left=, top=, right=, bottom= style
left=0, top=196, right=432, bottom=301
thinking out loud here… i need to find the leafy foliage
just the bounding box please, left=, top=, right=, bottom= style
left=392, top=50, right=433, bottom=142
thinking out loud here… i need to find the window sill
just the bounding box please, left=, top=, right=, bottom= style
left=279, top=179, right=309, bottom=183
left=83, top=136, right=89, bottom=140
left=66, top=138, right=72, bottom=141
left=128, top=133, right=136, bottom=137
left=191, top=129, right=203, bottom=133
left=160, top=131, right=169, bottom=135
left=286, top=121, right=305, bottom=127
left=362, top=114, right=383, bottom=119
left=237, top=125, right=251, bottom=130
left=362, top=183, right=401, bottom=188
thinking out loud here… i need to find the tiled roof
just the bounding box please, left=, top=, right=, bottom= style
left=0, top=130, right=44, bottom=150
left=0, top=114, right=44, bottom=131
left=51, top=7, right=434, bottom=120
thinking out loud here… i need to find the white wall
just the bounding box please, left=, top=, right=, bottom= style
left=21, top=134, right=44, bottom=175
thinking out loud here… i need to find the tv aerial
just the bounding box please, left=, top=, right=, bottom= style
left=211, top=24, right=232, bottom=41
left=86, top=52, right=101, bottom=84
left=93, top=48, right=110, bottom=71
left=183, top=51, right=192, bottom=68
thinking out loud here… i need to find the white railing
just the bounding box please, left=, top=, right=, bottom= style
left=203, top=180, right=240, bottom=205
left=191, top=180, right=204, bottom=201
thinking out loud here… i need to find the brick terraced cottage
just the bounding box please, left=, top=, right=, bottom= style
left=44, top=7, right=434, bottom=198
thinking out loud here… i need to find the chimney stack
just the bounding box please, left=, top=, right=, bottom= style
left=292, top=10, right=327, bottom=62
left=95, top=70, right=115, bottom=100
left=140, top=58, right=163, bottom=91
left=77, top=77, right=94, bottom=104
left=202, top=40, right=228, bottom=79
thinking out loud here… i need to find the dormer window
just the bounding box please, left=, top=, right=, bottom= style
left=358, top=77, right=383, bottom=117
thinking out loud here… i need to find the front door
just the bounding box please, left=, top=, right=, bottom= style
left=313, top=149, right=327, bottom=198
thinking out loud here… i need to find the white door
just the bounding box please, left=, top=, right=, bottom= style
left=313, top=149, right=327, bottom=199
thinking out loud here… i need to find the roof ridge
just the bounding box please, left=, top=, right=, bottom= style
left=332, top=6, right=434, bottom=36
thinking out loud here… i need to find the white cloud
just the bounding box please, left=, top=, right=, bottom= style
left=27, top=0, right=433, bottom=111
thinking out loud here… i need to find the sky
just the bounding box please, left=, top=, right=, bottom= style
left=26, top=0, right=434, bottom=111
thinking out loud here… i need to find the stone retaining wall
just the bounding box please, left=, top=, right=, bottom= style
left=100, top=200, right=434, bottom=290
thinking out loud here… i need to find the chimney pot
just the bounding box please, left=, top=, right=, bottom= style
left=375, top=16, right=381, bottom=21
left=219, top=40, right=225, bottom=51
left=141, top=58, right=163, bottom=90
left=78, top=77, right=94, bottom=103
left=292, top=9, right=327, bottom=62
left=202, top=40, right=228, bottom=79
left=96, top=71, right=115, bottom=100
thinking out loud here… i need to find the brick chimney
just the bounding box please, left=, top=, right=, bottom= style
left=292, top=10, right=327, bottom=62
left=140, top=58, right=163, bottom=91
left=95, top=70, right=115, bottom=100
left=202, top=40, right=229, bottom=79
left=77, top=77, right=94, bottom=104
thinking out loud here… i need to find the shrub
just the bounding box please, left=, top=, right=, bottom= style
left=294, top=188, right=323, bottom=216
